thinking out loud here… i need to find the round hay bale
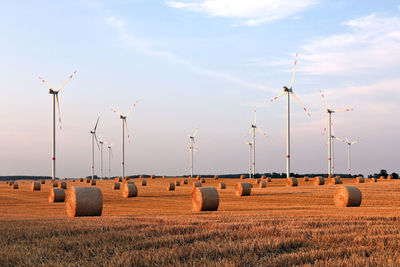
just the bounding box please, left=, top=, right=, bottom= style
left=175, top=180, right=181, bottom=186
left=31, top=181, right=41, bottom=191
left=162, top=176, right=166, bottom=179
left=115, top=177, right=122, bottom=182
left=79, top=178, right=83, bottom=182
left=167, top=182, right=175, bottom=191
left=330, top=177, right=342, bottom=184
left=151, top=175, right=155, bottom=180
left=313, top=176, right=325, bottom=186
left=8, top=181, right=14, bottom=186
left=235, top=182, right=252, bottom=196
left=48, top=188, right=65, bottom=203
left=261, top=175, right=266, bottom=179
left=379, top=176, right=385, bottom=180
left=201, top=178, right=206, bottom=183
left=370, top=177, right=377, bottom=183
left=141, top=180, right=147, bottom=186
left=66, top=187, right=102, bottom=217
left=52, top=181, right=58, bottom=187
left=303, top=176, right=309, bottom=182
left=90, top=180, right=96, bottom=186
left=214, top=175, right=219, bottom=180
left=12, top=183, right=19, bottom=190
left=182, top=179, right=188, bottom=184
left=334, top=186, right=362, bottom=207
left=254, top=179, right=261, bottom=184
left=355, top=177, right=364, bottom=183
left=387, top=175, right=392, bottom=180
left=124, top=177, right=130, bottom=181
left=259, top=180, right=267, bottom=188
left=112, top=182, right=120, bottom=190
left=193, top=182, right=202, bottom=188
left=123, top=183, right=138, bottom=198
left=267, top=177, right=272, bottom=182
left=59, top=181, right=67, bottom=189
left=40, top=180, right=45, bottom=184
left=240, top=174, right=246, bottom=180
left=286, top=177, right=298, bottom=187
left=85, top=178, right=91, bottom=183
left=218, top=182, right=226, bottom=190
left=196, top=175, right=201, bottom=180
left=191, top=187, right=219, bottom=211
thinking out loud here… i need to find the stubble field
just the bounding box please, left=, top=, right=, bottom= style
left=1, top=177, right=400, bottom=266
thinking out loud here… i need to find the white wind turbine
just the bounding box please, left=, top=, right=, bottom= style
left=105, top=142, right=113, bottom=179
left=320, top=90, right=353, bottom=178
left=99, top=137, right=104, bottom=180
left=270, top=53, right=311, bottom=179
left=187, top=127, right=199, bottom=178
left=335, top=136, right=359, bottom=175
left=246, top=105, right=267, bottom=178
left=112, top=102, right=138, bottom=179
left=39, top=71, right=77, bottom=181
left=244, top=141, right=253, bottom=179
left=90, top=117, right=100, bottom=179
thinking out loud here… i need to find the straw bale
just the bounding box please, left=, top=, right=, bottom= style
left=31, top=181, right=41, bottom=191
left=191, top=187, right=219, bottom=211
left=123, top=183, right=138, bottom=198
left=167, top=182, right=175, bottom=191
left=218, top=182, right=226, bottom=190
left=313, top=176, right=325, bottom=186
left=48, top=188, right=65, bottom=203
left=235, top=182, right=252, bottom=196
left=286, top=177, right=298, bottom=187
left=355, top=177, right=364, bottom=183
left=66, top=187, right=103, bottom=217
left=334, top=186, right=362, bottom=207
left=193, top=182, right=202, bottom=188
left=112, top=182, right=120, bottom=190
left=259, top=181, right=266, bottom=188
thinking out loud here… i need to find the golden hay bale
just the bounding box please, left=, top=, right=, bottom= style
left=267, top=177, right=272, bottom=182
left=193, top=182, right=202, bottom=188
left=235, top=182, right=252, bottom=196
left=259, top=181, right=267, bottom=188
left=151, top=175, right=155, bottom=179
left=175, top=180, right=181, bottom=186
left=90, top=180, right=96, bottom=186
left=191, top=187, right=219, bottom=211
left=123, top=183, right=138, bottom=198
left=59, top=181, right=67, bottom=189
left=240, top=174, right=246, bottom=180
left=370, top=178, right=377, bottom=183
left=52, top=181, right=58, bottom=187
left=79, top=178, right=83, bottom=182
left=124, top=176, right=129, bottom=180
left=162, top=176, right=166, bottom=179
left=218, top=182, right=226, bottom=190
left=31, top=181, right=41, bottom=191
left=196, top=175, right=201, bottom=180
left=8, top=181, right=13, bottom=186
left=330, top=177, right=343, bottom=184
left=141, top=180, right=147, bottom=186
left=66, top=187, right=103, bottom=217
left=85, top=178, right=91, bottom=183
left=254, top=179, right=261, bottom=184
left=167, top=182, right=175, bottom=191
left=40, top=180, right=45, bottom=184
left=183, top=179, right=188, bottom=184
left=112, top=182, right=120, bottom=190
left=115, top=177, right=122, bottom=182
left=303, top=176, right=309, bottom=182
left=48, top=188, right=65, bottom=203
left=334, top=186, right=362, bottom=207
left=12, top=183, right=19, bottom=190
left=261, top=175, right=266, bottom=179
left=214, top=175, right=219, bottom=180
left=286, top=177, right=298, bottom=187
left=313, top=176, right=325, bottom=186
left=355, top=177, right=364, bottom=183
left=379, top=176, right=385, bottom=180
left=387, top=175, right=392, bottom=180
left=201, top=178, right=206, bottom=183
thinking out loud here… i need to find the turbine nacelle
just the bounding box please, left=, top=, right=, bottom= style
left=48, top=89, right=58, bottom=95
left=283, top=86, right=292, bottom=93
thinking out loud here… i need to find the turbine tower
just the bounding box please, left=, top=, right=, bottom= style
left=106, top=142, right=113, bottom=179
left=244, top=141, right=253, bottom=179
left=112, top=102, right=138, bottom=179
left=39, top=71, right=77, bottom=181
left=336, top=137, right=359, bottom=175
left=99, top=138, right=104, bottom=180
left=320, top=90, right=353, bottom=178
left=247, top=105, right=267, bottom=178
left=187, top=127, right=199, bottom=178
left=90, top=117, right=100, bottom=179
left=270, top=53, right=310, bottom=179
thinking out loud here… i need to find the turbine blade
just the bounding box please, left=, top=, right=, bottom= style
left=94, top=134, right=100, bottom=150
left=322, top=117, right=328, bottom=136
left=256, top=127, right=267, bottom=137
left=124, top=119, right=131, bottom=142
left=333, top=108, right=354, bottom=113
left=344, top=136, right=350, bottom=143
left=38, top=76, right=55, bottom=90
left=291, top=91, right=311, bottom=117
left=111, top=108, right=123, bottom=117
left=126, top=101, right=139, bottom=117
left=193, top=127, right=199, bottom=137
left=334, top=136, right=344, bottom=142
left=94, top=116, right=100, bottom=132
left=289, top=52, right=298, bottom=89
left=320, top=90, right=332, bottom=110
left=55, top=94, right=62, bottom=130
left=254, top=105, right=257, bottom=124
left=351, top=140, right=359, bottom=145
left=57, top=70, right=77, bottom=92
left=270, top=91, right=287, bottom=102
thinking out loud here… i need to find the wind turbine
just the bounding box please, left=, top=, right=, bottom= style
left=106, top=142, right=113, bottom=179
left=270, top=53, right=310, bottom=179
left=336, top=136, right=359, bottom=175
left=90, top=117, right=100, bottom=179
left=99, top=138, right=104, bottom=180
left=244, top=141, right=253, bottom=178
left=187, top=127, right=199, bottom=178
left=39, top=71, right=77, bottom=181
left=246, top=105, right=267, bottom=178
left=320, top=90, right=353, bottom=178
left=112, top=102, right=138, bottom=179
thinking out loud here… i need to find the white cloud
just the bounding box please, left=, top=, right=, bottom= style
left=299, top=13, right=400, bottom=75
left=166, top=0, right=317, bottom=26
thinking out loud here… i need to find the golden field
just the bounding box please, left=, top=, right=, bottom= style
left=1, top=177, right=400, bottom=266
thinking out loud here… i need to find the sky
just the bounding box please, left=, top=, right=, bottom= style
left=0, top=0, right=399, bottom=178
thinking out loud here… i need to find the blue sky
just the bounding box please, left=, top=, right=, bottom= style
left=0, top=0, right=399, bottom=177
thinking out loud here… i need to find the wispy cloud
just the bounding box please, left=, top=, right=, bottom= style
left=165, top=0, right=318, bottom=26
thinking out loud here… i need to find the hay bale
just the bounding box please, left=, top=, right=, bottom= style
left=259, top=180, right=266, bottom=188
left=12, top=183, right=19, bottom=190
left=196, top=175, right=201, bottom=180
left=52, top=181, right=58, bottom=187
left=303, top=176, right=309, bottom=182
left=85, top=178, right=91, bottom=183
left=115, top=177, right=122, bottom=182
left=267, top=177, right=272, bottom=182
left=123, top=183, right=138, bottom=198
left=167, top=182, right=175, bottom=191
left=261, top=175, right=266, bottom=179
left=334, top=186, right=362, bottom=207
left=286, top=177, right=298, bottom=187
left=254, top=179, right=261, bottom=184
left=193, top=182, right=202, bottom=188
left=112, top=182, right=120, bottom=190
left=214, top=175, right=219, bottom=180
left=90, top=180, right=96, bottom=186
left=235, top=182, right=252, bottom=196
left=370, top=178, right=377, bottom=183
left=8, top=181, right=14, bottom=186
left=175, top=180, right=181, bottom=186
left=151, top=175, right=155, bottom=179
left=59, top=181, right=67, bottom=189
left=201, top=178, right=206, bottom=183
left=240, top=174, right=246, bottom=180
left=66, top=187, right=102, bottom=217
left=40, top=180, right=45, bottom=184
left=48, top=188, right=65, bottom=203
left=379, top=176, right=385, bottom=180
left=191, top=187, right=219, bottom=211
left=162, top=176, right=166, bottom=179
left=313, top=176, right=325, bottom=186
left=79, top=178, right=83, bottom=182
left=355, top=177, right=364, bottom=183
left=183, top=179, right=188, bottom=184
left=141, top=180, right=147, bottom=186
left=31, top=181, right=41, bottom=191
left=218, top=182, right=226, bottom=190
left=387, top=175, right=392, bottom=180
left=330, top=177, right=342, bottom=184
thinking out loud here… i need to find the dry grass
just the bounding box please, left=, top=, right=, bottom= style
left=1, top=178, right=400, bottom=266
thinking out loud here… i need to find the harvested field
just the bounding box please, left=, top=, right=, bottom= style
left=1, top=178, right=400, bottom=266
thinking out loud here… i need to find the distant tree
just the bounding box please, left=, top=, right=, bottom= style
left=282, top=173, right=287, bottom=178
left=391, top=172, right=399, bottom=179
left=379, top=169, right=388, bottom=178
